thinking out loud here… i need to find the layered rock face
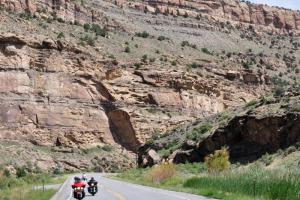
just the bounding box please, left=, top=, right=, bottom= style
left=0, top=0, right=298, bottom=172
left=128, top=0, right=300, bottom=32
left=0, top=33, right=266, bottom=153
left=0, top=34, right=140, bottom=150
left=1, top=0, right=300, bottom=33
left=0, top=0, right=123, bottom=29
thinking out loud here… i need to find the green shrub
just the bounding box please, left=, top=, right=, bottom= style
left=19, top=12, right=32, bottom=20
left=53, top=165, right=62, bottom=175
left=158, top=149, right=171, bottom=158
left=57, top=32, right=65, bottom=39
left=145, top=139, right=154, bottom=145
left=274, top=86, right=285, bottom=97
left=157, top=36, right=168, bottom=41
left=181, top=41, right=189, bottom=47
left=83, top=23, right=91, bottom=31
left=135, top=31, right=149, bottom=38
left=187, top=62, right=203, bottom=69
left=91, top=24, right=108, bottom=37
left=57, top=17, right=65, bottom=23
left=141, top=54, right=148, bottom=63
left=149, top=58, right=155, bottom=63
left=260, top=153, right=273, bottom=166
left=242, top=61, right=252, bottom=69
left=201, top=48, right=211, bottom=54
left=16, top=167, right=27, bottom=178
left=124, top=46, right=130, bottom=53
left=101, top=145, right=113, bottom=152
left=187, top=124, right=213, bottom=140
left=74, top=20, right=81, bottom=26
left=181, top=41, right=197, bottom=49
left=204, top=147, right=230, bottom=173
left=245, top=100, right=258, bottom=107
left=80, top=35, right=96, bottom=46
left=292, top=104, right=300, bottom=112
left=134, top=63, right=141, bottom=69
left=3, top=169, right=11, bottom=178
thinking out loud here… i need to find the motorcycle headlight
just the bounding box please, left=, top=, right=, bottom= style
left=91, top=184, right=94, bottom=186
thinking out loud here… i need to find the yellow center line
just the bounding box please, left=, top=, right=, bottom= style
left=99, top=185, right=127, bottom=200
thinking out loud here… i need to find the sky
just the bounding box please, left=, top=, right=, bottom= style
left=248, top=0, right=300, bottom=10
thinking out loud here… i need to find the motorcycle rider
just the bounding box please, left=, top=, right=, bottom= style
left=72, top=176, right=86, bottom=198
left=87, top=177, right=98, bottom=194
left=82, top=173, right=87, bottom=182
left=88, top=177, right=98, bottom=187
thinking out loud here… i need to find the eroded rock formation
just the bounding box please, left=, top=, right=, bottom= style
left=127, top=0, right=300, bottom=33
left=0, top=33, right=266, bottom=153
left=1, top=0, right=300, bottom=33
left=138, top=95, right=300, bottom=167
left=172, top=112, right=300, bottom=164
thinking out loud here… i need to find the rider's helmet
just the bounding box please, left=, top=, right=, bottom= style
left=82, top=173, right=87, bottom=180
left=90, top=177, right=95, bottom=181
left=74, top=176, right=81, bottom=183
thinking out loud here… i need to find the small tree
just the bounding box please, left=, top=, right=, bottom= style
left=205, top=147, right=230, bottom=173
left=141, top=54, right=148, bottom=63
left=3, top=169, right=11, bottom=178
left=57, top=32, right=65, bottom=39
left=201, top=47, right=211, bottom=55
left=83, top=23, right=91, bottom=32
left=135, top=31, right=149, bottom=38
left=124, top=46, right=130, bottom=53
left=16, top=167, right=27, bottom=178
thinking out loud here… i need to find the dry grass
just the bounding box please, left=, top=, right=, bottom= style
left=147, top=163, right=177, bottom=183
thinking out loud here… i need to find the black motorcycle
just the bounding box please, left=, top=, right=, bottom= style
left=73, top=186, right=85, bottom=200
left=87, top=183, right=98, bottom=196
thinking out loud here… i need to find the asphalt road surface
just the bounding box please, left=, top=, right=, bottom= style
left=50, top=173, right=212, bottom=200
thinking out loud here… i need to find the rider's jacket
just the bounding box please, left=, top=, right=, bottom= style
left=87, top=180, right=98, bottom=186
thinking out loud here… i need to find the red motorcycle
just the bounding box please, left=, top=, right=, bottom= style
left=72, top=178, right=86, bottom=200
left=73, top=186, right=85, bottom=200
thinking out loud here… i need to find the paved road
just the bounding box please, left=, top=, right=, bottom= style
left=50, top=173, right=212, bottom=200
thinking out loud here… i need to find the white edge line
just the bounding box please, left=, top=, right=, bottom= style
left=67, top=176, right=73, bottom=200
left=51, top=175, right=72, bottom=200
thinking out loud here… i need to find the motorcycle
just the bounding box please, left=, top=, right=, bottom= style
left=87, top=183, right=98, bottom=196
left=73, top=186, right=85, bottom=200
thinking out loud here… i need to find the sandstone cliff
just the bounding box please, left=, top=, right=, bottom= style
left=1, top=0, right=300, bottom=33
left=127, top=0, right=300, bottom=33
left=0, top=0, right=298, bottom=171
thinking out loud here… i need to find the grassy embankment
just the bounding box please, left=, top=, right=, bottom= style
left=115, top=163, right=300, bottom=200
left=0, top=172, right=68, bottom=200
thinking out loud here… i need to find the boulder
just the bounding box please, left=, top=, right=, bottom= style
left=4, top=45, right=18, bottom=56
left=139, top=148, right=161, bottom=167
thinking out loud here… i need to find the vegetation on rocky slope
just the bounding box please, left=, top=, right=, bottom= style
left=0, top=0, right=299, bottom=173
left=139, top=92, right=300, bottom=166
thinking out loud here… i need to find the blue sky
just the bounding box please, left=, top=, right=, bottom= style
left=248, top=0, right=300, bottom=10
